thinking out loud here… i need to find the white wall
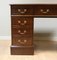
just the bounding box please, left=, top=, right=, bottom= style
left=0, top=0, right=57, bottom=40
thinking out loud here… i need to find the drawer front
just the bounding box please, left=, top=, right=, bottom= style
left=34, top=5, right=57, bottom=15
left=11, top=5, right=33, bottom=15
left=11, top=16, right=33, bottom=27
left=12, top=37, right=33, bottom=46
left=12, top=28, right=32, bottom=35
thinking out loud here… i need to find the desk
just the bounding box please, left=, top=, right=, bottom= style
left=10, top=4, right=57, bottom=55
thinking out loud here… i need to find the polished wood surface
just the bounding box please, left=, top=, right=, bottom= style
left=11, top=46, right=34, bottom=55
left=11, top=5, right=33, bottom=15
left=11, top=16, right=33, bottom=26
left=12, top=37, right=33, bottom=46
left=10, top=4, right=57, bottom=55
left=34, top=5, right=57, bottom=15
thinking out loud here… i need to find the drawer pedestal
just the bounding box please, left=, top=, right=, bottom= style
left=10, top=4, right=57, bottom=55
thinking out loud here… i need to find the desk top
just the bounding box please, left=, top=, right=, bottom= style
left=9, top=0, right=57, bottom=4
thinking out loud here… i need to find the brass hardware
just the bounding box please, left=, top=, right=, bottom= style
left=18, top=9, right=27, bottom=14
left=40, top=9, right=50, bottom=13
left=18, top=30, right=26, bottom=34
left=18, top=39, right=27, bottom=44
left=18, top=20, right=27, bottom=25
left=18, top=21, right=21, bottom=23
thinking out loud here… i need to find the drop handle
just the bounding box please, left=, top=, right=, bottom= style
left=18, top=30, right=27, bottom=34
left=18, top=9, right=27, bottom=14
left=18, top=39, right=27, bottom=44
left=18, top=20, right=27, bottom=25
left=40, top=9, right=50, bottom=13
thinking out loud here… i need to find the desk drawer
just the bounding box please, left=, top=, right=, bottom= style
left=11, top=5, right=33, bottom=15
left=12, top=28, right=32, bottom=35
left=12, top=37, right=33, bottom=46
left=11, top=16, right=33, bottom=27
left=34, top=5, right=57, bottom=15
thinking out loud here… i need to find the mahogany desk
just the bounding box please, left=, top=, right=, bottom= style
left=10, top=4, right=57, bottom=55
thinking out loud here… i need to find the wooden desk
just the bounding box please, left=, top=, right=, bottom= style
left=10, top=4, right=57, bottom=55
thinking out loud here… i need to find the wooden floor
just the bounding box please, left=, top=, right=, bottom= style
left=0, top=40, right=57, bottom=60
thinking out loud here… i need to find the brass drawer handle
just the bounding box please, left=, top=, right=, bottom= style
left=18, top=9, right=27, bottom=14
left=18, top=30, right=27, bottom=34
left=40, top=9, right=50, bottom=13
left=18, top=39, right=27, bottom=44
left=18, top=20, right=27, bottom=25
